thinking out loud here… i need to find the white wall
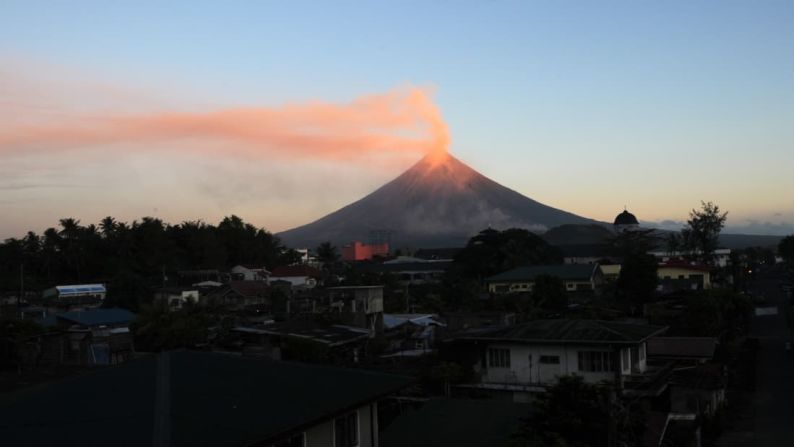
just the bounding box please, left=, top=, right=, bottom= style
left=482, top=343, right=617, bottom=386
left=302, top=403, right=377, bottom=447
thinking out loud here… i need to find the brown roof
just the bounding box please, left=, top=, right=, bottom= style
left=646, top=337, right=717, bottom=360
left=229, top=281, right=270, bottom=297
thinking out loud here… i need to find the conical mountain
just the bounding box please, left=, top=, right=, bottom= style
left=277, top=152, right=599, bottom=248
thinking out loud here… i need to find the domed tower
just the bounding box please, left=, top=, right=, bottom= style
left=613, top=208, right=639, bottom=232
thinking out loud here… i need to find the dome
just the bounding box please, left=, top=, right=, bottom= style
left=613, top=209, right=639, bottom=226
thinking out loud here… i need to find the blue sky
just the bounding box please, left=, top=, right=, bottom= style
left=2, top=1, right=794, bottom=236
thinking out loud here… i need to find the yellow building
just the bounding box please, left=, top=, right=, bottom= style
left=657, top=262, right=711, bottom=290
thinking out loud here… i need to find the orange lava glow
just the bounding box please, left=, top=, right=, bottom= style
left=0, top=86, right=450, bottom=162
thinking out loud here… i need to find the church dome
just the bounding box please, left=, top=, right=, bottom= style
left=613, top=209, right=639, bottom=226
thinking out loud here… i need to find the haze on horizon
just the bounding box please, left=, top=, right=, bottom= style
left=2, top=1, right=794, bottom=239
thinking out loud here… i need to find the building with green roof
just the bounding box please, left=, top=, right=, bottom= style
left=485, top=264, right=604, bottom=294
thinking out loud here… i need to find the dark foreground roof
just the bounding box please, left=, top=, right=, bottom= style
left=486, top=264, right=599, bottom=283
left=0, top=351, right=411, bottom=447
left=380, top=398, right=529, bottom=447
left=457, top=319, right=667, bottom=345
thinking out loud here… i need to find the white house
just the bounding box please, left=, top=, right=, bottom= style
left=153, top=287, right=199, bottom=310
left=230, top=265, right=270, bottom=282
left=453, top=319, right=669, bottom=401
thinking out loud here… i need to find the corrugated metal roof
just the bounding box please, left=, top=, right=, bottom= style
left=458, top=319, right=667, bottom=345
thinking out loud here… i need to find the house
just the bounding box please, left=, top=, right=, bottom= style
left=362, top=257, right=452, bottom=285
left=203, top=280, right=270, bottom=310
left=600, top=264, right=622, bottom=282
left=341, top=241, right=389, bottom=261
left=270, top=265, right=323, bottom=288
left=646, top=337, right=717, bottom=364
left=153, top=287, right=199, bottom=310
left=486, top=264, right=604, bottom=294
left=657, top=261, right=712, bottom=291
left=327, top=286, right=385, bottom=334
left=649, top=248, right=731, bottom=268
left=382, top=314, right=445, bottom=355
left=442, top=311, right=517, bottom=333
left=45, top=308, right=136, bottom=366
left=41, top=284, right=106, bottom=308
left=0, top=351, right=412, bottom=447
left=449, top=319, right=669, bottom=401
left=232, top=321, right=370, bottom=363
left=230, top=264, right=270, bottom=282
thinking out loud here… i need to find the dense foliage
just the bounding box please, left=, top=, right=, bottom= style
left=451, top=228, right=562, bottom=279
left=0, top=215, right=298, bottom=309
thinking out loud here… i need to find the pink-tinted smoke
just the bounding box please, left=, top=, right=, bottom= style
left=0, top=86, right=450, bottom=162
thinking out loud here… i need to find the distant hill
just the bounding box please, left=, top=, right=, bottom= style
left=542, top=224, right=614, bottom=245
left=542, top=223, right=782, bottom=250
left=278, top=153, right=599, bottom=249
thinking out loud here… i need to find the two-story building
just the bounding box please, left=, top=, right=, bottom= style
left=657, top=261, right=712, bottom=291
left=327, top=286, right=385, bottom=335
left=450, top=319, right=668, bottom=401
left=486, top=264, right=604, bottom=294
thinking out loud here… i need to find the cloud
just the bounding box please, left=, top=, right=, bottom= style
left=0, top=86, right=450, bottom=162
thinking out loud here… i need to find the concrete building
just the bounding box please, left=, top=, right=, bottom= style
left=341, top=241, right=389, bottom=261
left=450, top=319, right=669, bottom=401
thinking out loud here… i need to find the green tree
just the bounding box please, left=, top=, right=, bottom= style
left=317, top=241, right=340, bottom=267
left=616, top=253, right=658, bottom=313
left=682, top=201, right=728, bottom=265
left=513, top=375, right=611, bottom=447
left=532, top=275, right=568, bottom=310
left=452, top=228, right=561, bottom=280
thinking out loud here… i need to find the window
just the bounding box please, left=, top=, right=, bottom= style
left=578, top=351, right=614, bottom=372
left=488, top=348, right=511, bottom=368
left=539, top=355, right=560, bottom=364
left=639, top=344, right=645, bottom=361
left=622, top=349, right=629, bottom=370
left=334, top=412, right=358, bottom=447
left=272, top=433, right=304, bottom=447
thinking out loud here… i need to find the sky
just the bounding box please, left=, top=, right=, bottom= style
left=2, top=0, right=794, bottom=238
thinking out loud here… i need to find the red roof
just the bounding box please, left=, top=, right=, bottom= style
left=271, top=265, right=322, bottom=278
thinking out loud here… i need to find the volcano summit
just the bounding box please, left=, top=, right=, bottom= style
left=277, top=153, right=598, bottom=248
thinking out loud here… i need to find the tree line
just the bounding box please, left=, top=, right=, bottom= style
left=0, top=215, right=298, bottom=309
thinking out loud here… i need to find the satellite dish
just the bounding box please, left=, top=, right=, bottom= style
left=305, top=278, right=317, bottom=289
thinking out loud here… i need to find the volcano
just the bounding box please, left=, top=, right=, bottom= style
left=277, top=153, right=599, bottom=248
